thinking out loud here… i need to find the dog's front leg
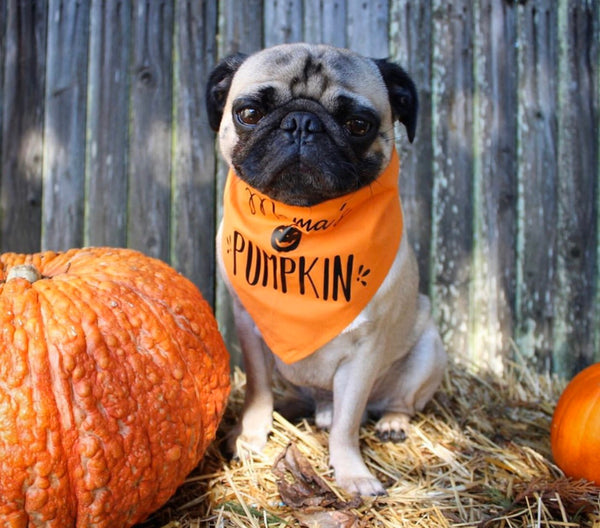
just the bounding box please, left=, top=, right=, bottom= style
left=229, top=299, right=274, bottom=455
left=329, top=357, right=385, bottom=496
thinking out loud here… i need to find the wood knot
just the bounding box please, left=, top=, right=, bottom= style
left=137, top=67, right=155, bottom=87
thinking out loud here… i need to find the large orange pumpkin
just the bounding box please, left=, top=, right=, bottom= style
left=0, top=247, right=230, bottom=527
left=550, top=362, right=600, bottom=484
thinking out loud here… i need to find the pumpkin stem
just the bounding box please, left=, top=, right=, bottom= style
left=6, top=264, right=42, bottom=283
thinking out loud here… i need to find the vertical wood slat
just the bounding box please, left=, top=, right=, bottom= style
left=0, top=0, right=4, bottom=180
left=390, top=0, right=434, bottom=296
left=0, top=0, right=5, bottom=246
left=264, top=0, right=303, bottom=46
left=304, top=0, right=347, bottom=47
left=218, top=0, right=263, bottom=55
left=215, top=1, right=265, bottom=364
left=171, top=0, right=218, bottom=303
left=471, top=0, right=518, bottom=372
left=42, top=0, right=90, bottom=251
left=594, top=0, right=600, bottom=367
left=515, top=1, right=558, bottom=372
left=85, top=0, right=131, bottom=249
left=554, top=0, right=599, bottom=376
left=127, top=0, right=174, bottom=262
left=347, top=0, right=389, bottom=57
left=430, top=0, right=474, bottom=363
left=1, top=0, right=47, bottom=253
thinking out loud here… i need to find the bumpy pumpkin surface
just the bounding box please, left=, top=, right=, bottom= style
left=0, top=247, right=230, bottom=527
left=550, top=362, right=600, bottom=485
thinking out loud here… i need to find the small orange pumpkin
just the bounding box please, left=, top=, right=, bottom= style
left=550, top=362, right=600, bottom=484
left=0, top=247, right=230, bottom=527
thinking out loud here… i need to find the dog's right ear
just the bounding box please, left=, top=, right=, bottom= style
left=206, top=53, right=247, bottom=131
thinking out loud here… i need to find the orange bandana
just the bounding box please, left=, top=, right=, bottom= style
left=221, top=148, right=403, bottom=363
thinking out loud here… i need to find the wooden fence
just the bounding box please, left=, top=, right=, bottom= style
left=0, top=0, right=598, bottom=378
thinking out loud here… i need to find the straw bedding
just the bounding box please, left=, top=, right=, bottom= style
left=137, top=358, right=600, bottom=528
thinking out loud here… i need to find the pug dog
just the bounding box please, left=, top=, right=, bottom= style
left=206, top=43, right=447, bottom=496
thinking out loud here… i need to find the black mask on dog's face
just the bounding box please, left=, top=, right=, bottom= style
left=206, top=43, right=418, bottom=206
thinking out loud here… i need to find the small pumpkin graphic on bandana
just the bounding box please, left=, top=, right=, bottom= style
left=271, top=225, right=302, bottom=252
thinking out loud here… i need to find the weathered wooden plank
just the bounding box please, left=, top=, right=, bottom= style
left=471, top=0, right=518, bottom=373
left=264, top=0, right=303, bottom=46
left=215, top=1, right=265, bottom=363
left=593, top=1, right=600, bottom=369
left=430, top=0, right=474, bottom=363
left=218, top=0, right=263, bottom=55
left=390, top=0, right=434, bottom=297
left=171, top=0, right=218, bottom=304
left=347, top=0, right=389, bottom=57
left=0, top=0, right=5, bottom=223
left=85, top=0, right=130, bottom=249
left=127, top=0, right=174, bottom=261
left=1, top=0, right=47, bottom=253
left=42, top=0, right=90, bottom=251
left=515, top=1, right=558, bottom=372
left=304, top=0, right=347, bottom=47
left=553, top=0, right=599, bottom=376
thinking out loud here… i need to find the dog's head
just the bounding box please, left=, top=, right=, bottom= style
left=206, top=43, right=418, bottom=206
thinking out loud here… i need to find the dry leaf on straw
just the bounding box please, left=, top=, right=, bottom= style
left=272, top=443, right=362, bottom=511
left=479, top=477, right=600, bottom=527
left=512, top=477, right=600, bottom=515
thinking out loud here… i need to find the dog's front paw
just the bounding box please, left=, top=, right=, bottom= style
left=375, top=412, right=411, bottom=443
left=228, top=427, right=270, bottom=457
left=330, top=449, right=387, bottom=496
left=227, top=412, right=272, bottom=457
left=335, top=472, right=387, bottom=497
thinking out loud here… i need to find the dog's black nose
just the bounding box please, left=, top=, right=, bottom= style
left=280, top=111, right=323, bottom=142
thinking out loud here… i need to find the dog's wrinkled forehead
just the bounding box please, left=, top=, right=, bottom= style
left=227, top=43, right=389, bottom=115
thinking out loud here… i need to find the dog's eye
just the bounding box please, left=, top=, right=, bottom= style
left=236, top=107, right=264, bottom=126
left=344, top=118, right=371, bottom=137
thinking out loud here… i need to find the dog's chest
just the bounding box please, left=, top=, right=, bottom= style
left=270, top=241, right=417, bottom=391
left=273, top=330, right=361, bottom=390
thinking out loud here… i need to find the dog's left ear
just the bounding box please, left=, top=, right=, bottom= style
left=206, top=53, right=247, bottom=131
left=373, top=59, right=419, bottom=143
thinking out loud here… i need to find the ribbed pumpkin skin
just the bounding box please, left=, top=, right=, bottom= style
left=550, top=363, right=600, bottom=484
left=0, top=248, right=230, bottom=527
